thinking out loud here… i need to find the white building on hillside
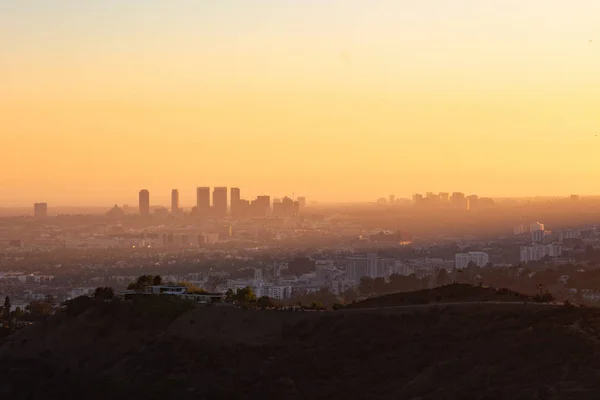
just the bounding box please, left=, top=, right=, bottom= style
left=455, top=252, right=490, bottom=269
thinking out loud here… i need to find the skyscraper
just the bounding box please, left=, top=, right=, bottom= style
left=171, top=189, right=179, bottom=214
left=230, top=187, right=241, bottom=218
left=213, top=187, right=228, bottom=218
left=33, top=202, right=48, bottom=218
left=139, top=190, right=150, bottom=215
left=251, top=195, right=271, bottom=217
left=451, top=192, right=467, bottom=210
left=196, top=187, right=210, bottom=217
left=297, top=196, right=306, bottom=209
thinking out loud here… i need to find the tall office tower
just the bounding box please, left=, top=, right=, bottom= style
left=251, top=195, right=271, bottom=217
left=451, top=192, right=467, bottom=210
left=33, top=202, right=48, bottom=218
left=196, top=187, right=210, bottom=217
left=389, top=195, right=395, bottom=205
left=213, top=187, right=228, bottom=218
left=139, top=190, right=150, bottom=215
left=297, top=196, right=306, bottom=209
left=281, top=196, right=294, bottom=217
left=230, top=187, right=241, bottom=218
left=466, top=195, right=479, bottom=211
left=171, top=189, right=180, bottom=214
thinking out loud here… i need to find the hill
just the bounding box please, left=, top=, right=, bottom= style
left=2, top=292, right=600, bottom=399
left=344, top=283, right=532, bottom=309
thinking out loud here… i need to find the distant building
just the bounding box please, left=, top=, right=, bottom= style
left=389, top=195, right=395, bottom=204
left=138, top=190, right=150, bottom=216
left=514, top=224, right=527, bottom=235
left=530, top=222, right=545, bottom=232
left=466, top=195, right=479, bottom=210
left=387, top=261, right=414, bottom=277
left=198, top=233, right=219, bottom=245
left=171, top=189, right=179, bottom=214
left=455, top=252, right=490, bottom=269
left=230, top=187, right=241, bottom=218
left=252, top=195, right=271, bottom=217
left=346, top=253, right=395, bottom=282
left=297, top=196, right=306, bottom=210
left=33, top=202, right=48, bottom=218
left=438, top=192, right=450, bottom=202
left=212, top=187, right=228, bottom=218
left=560, top=229, right=581, bottom=242
left=451, top=192, right=467, bottom=210
left=520, top=244, right=562, bottom=263
left=532, top=229, right=552, bottom=243
left=282, top=196, right=294, bottom=217
left=254, top=268, right=263, bottom=281
left=196, top=187, right=210, bottom=217
left=315, top=265, right=335, bottom=283
left=571, top=195, right=579, bottom=201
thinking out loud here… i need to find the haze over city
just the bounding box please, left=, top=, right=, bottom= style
left=2, top=0, right=600, bottom=206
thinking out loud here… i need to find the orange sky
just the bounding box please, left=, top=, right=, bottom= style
left=2, top=1, right=600, bottom=206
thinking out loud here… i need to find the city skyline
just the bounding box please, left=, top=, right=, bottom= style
left=10, top=188, right=593, bottom=212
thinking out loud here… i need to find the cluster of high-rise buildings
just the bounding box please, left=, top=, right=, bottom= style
left=412, top=192, right=494, bottom=210
left=139, top=187, right=306, bottom=219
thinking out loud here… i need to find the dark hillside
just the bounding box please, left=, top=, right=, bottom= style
left=345, top=283, right=532, bottom=309
left=1, top=292, right=600, bottom=399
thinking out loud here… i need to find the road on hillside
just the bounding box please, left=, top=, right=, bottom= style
left=339, top=301, right=561, bottom=313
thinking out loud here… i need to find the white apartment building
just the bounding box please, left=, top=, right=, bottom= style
left=331, top=279, right=357, bottom=296
left=226, top=279, right=292, bottom=300
left=560, top=230, right=581, bottom=242
left=514, top=224, right=527, bottom=235
left=260, top=284, right=292, bottom=300
left=346, top=254, right=395, bottom=282
left=455, top=252, right=490, bottom=269
left=532, top=230, right=552, bottom=243
left=520, top=244, right=562, bottom=263
left=386, top=262, right=415, bottom=277
left=346, top=253, right=378, bottom=282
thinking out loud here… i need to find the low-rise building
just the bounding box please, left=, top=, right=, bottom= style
left=455, top=252, right=490, bottom=269
left=520, top=244, right=562, bottom=263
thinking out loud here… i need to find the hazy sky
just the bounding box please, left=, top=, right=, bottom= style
left=2, top=0, right=600, bottom=206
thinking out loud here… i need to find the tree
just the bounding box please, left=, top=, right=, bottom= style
left=127, top=275, right=161, bottom=291
left=372, top=277, right=387, bottom=294
left=225, top=289, right=235, bottom=302
left=358, top=277, right=374, bottom=295
left=94, top=287, right=115, bottom=300
left=178, top=282, right=206, bottom=294
left=233, top=287, right=256, bottom=304
left=342, top=288, right=358, bottom=303
left=25, top=300, right=54, bottom=320
left=257, top=296, right=276, bottom=309
left=64, top=296, right=96, bottom=317
left=436, top=269, right=450, bottom=287
left=10, top=307, right=25, bottom=322
left=3, top=297, right=10, bottom=321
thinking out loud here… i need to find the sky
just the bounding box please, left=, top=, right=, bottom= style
left=1, top=0, right=600, bottom=206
